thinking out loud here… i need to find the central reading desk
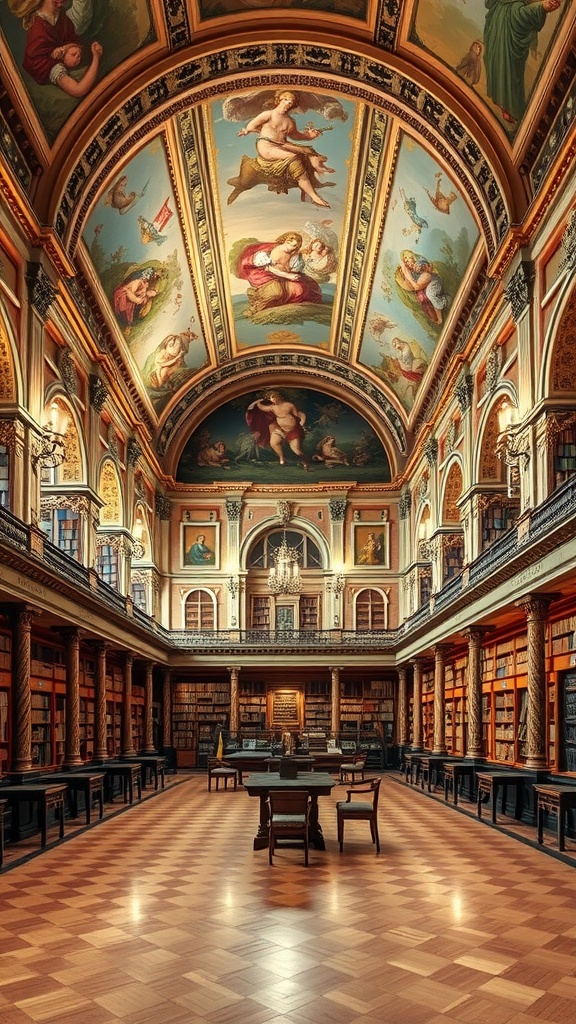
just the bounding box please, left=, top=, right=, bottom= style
left=243, top=771, right=336, bottom=850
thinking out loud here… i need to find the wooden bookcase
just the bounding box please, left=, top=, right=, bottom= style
left=480, top=634, right=529, bottom=764
left=106, top=699, right=122, bottom=757
left=0, top=630, right=10, bottom=773
left=185, top=590, right=215, bottom=630
left=553, top=422, right=576, bottom=487
left=239, top=681, right=267, bottom=730
left=31, top=691, right=52, bottom=767
left=560, top=670, right=576, bottom=772
left=173, top=681, right=230, bottom=767
left=300, top=596, right=319, bottom=629
left=251, top=596, right=270, bottom=629
left=304, top=680, right=331, bottom=732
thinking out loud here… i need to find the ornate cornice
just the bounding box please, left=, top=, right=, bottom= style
left=26, top=263, right=55, bottom=321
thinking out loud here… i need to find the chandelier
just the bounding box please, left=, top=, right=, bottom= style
left=268, top=531, right=302, bottom=594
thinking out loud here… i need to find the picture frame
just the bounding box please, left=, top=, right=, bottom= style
left=181, top=523, right=220, bottom=569
left=352, top=521, right=390, bottom=569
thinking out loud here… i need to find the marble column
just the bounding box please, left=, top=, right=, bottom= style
left=228, top=666, right=240, bottom=736
left=60, top=628, right=83, bottom=767
left=143, top=660, right=156, bottom=753
left=330, top=666, right=341, bottom=738
left=8, top=605, right=38, bottom=773
left=410, top=657, right=424, bottom=752
left=516, top=594, right=556, bottom=770
left=162, top=667, right=172, bottom=749
left=122, top=652, right=136, bottom=756
left=432, top=645, right=451, bottom=754
left=463, top=627, right=490, bottom=759
left=397, top=664, right=409, bottom=748
left=92, top=641, right=109, bottom=762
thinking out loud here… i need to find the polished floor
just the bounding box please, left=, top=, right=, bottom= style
left=2, top=773, right=576, bottom=1024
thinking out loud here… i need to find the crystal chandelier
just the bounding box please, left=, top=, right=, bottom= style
left=268, top=531, right=302, bottom=594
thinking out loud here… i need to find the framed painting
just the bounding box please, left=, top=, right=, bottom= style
left=352, top=522, right=389, bottom=569
left=181, top=523, right=219, bottom=569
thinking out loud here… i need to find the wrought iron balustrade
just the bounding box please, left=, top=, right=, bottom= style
left=43, top=539, right=91, bottom=589
left=0, top=505, right=29, bottom=551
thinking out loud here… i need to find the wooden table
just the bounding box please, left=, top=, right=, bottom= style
left=419, top=755, right=460, bottom=793
left=0, top=783, right=66, bottom=847
left=48, top=773, right=105, bottom=824
left=121, top=756, right=166, bottom=791
left=534, top=784, right=576, bottom=851
left=443, top=761, right=477, bottom=805
left=476, top=770, right=532, bottom=824
left=222, top=751, right=273, bottom=784
left=243, top=772, right=336, bottom=850
left=404, top=752, right=427, bottom=785
left=99, top=763, right=142, bottom=804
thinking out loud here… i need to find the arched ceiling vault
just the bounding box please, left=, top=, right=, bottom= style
left=1, top=2, right=573, bottom=474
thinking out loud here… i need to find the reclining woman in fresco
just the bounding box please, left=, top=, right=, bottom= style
left=227, top=89, right=334, bottom=208
left=9, top=0, right=103, bottom=98
left=235, top=231, right=323, bottom=316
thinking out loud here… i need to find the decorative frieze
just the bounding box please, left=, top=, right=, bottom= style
left=559, top=208, right=576, bottom=275
left=26, top=263, right=56, bottom=321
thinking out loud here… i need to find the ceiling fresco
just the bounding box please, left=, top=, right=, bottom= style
left=176, top=386, right=392, bottom=484
left=1, top=1, right=573, bottom=468
left=0, top=1, right=154, bottom=145
left=411, top=0, right=564, bottom=136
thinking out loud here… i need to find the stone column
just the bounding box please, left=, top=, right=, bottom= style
left=330, top=666, right=341, bottom=738
left=397, top=664, right=409, bottom=748
left=432, top=645, right=451, bottom=754
left=410, top=657, right=424, bottom=752
left=92, top=641, right=109, bottom=762
left=143, top=660, right=156, bottom=753
left=516, top=594, right=556, bottom=770
left=122, top=652, right=136, bottom=756
left=464, top=627, right=491, bottom=759
left=229, top=666, right=240, bottom=736
left=162, top=667, right=172, bottom=749
left=8, top=605, right=38, bottom=773
left=60, top=628, right=83, bottom=767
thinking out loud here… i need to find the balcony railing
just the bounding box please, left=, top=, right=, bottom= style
left=170, top=628, right=402, bottom=649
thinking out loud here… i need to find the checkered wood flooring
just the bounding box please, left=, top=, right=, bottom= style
left=1, top=772, right=576, bottom=1024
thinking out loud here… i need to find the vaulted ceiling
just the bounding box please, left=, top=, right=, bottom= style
left=1, top=0, right=572, bottom=481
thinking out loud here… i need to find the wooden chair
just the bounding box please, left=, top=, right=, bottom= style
left=339, top=751, right=367, bottom=784
left=268, top=790, right=311, bottom=866
left=336, top=777, right=381, bottom=853
left=207, top=758, right=238, bottom=792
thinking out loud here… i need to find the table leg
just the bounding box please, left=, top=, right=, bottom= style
left=537, top=801, right=544, bottom=845
left=136, top=776, right=142, bottom=801
left=308, top=795, right=326, bottom=850
left=253, top=793, right=270, bottom=850
left=86, top=792, right=91, bottom=825
left=558, top=808, right=564, bottom=851
left=58, top=799, right=65, bottom=839
left=159, top=769, right=165, bottom=789
left=97, top=788, right=104, bottom=820
left=40, top=803, right=47, bottom=847
left=492, top=784, right=499, bottom=824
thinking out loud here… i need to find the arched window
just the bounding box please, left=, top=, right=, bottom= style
left=131, top=580, right=147, bottom=613
left=248, top=530, right=322, bottom=569
left=355, top=589, right=387, bottom=631
left=185, top=590, right=215, bottom=630
left=96, top=543, right=119, bottom=589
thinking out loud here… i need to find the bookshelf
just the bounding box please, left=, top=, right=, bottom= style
left=239, top=681, right=267, bottom=730
left=553, top=422, right=576, bottom=487
left=185, top=590, right=215, bottom=630
left=561, top=671, right=576, bottom=772
left=251, top=596, right=270, bottom=629
left=356, top=590, right=386, bottom=630
left=480, top=634, right=530, bottom=763
left=0, top=688, right=8, bottom=774
left=79, top=696, right=95, bottom=760
left=304, top=680, right=331, bottom=732
left=54, top=695, right=65, bottom=765
left=31, top=692, right=52, bottom=767
left=173, top=681, right=230, bottom=767
left=300, top=596, right=319, bottom=629
left=106, top=698, right=122, bottom=757
left=481, top=499, right=519, bottom=549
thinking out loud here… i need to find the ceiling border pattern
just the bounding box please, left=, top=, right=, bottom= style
left=55, top=44, right=508, bottom=257
left=374, top=0, right=402, bottom=50
left=176, top=109, right=229, bottom=364
left=157, top=354, right=408, bottom=461
left=530, top=73, right=576, bottom=194
left=338, top=107, right=387, bottom=363
left=163, top=0, right=192, bottom=51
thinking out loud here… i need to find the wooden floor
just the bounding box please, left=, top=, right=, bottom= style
left=2, top=772, right=576, bottom=1024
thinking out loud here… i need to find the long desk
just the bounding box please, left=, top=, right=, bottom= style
left=476, top=770, right=533, bottom=824
left=534, top=784, right=576, bottom=852
left=243, top=772, right=336, bottom=850
left=419, top=755, right=460, bottom=793
left=403, top=752, right=427, bottom=785
left=222, top=751, right=273, bottom=784
left=121, top=756, right=166, bottom=791
left=98, top=762, right=142, bottom=804
left=48, top=773, right=105, bottom=824
left=443, top=761, right=477, bottom=805
left=0, top=783, right=66, bottom=848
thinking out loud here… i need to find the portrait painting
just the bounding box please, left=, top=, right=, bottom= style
left=210, top=87, right=358, bottom=349
left=0, top=1, right=155, bottom=144
left=182, top=523, right=220, bottom=569
left=83, top=136, right=208, bottom=415
left=176, top=386, right=392, bottom=484
left=352, top=522, right=389, bottom=569
left=411, top=0, right=564, bottom=134
left=359, top=133, right=479, bottom=413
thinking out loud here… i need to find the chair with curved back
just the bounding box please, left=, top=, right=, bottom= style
left=336, top=777, right=381, bottom=853
left=339, top=751, right=367, bottom=784
left=207, top=757, right=238, bottom=792
left=268, top=789, right=311, bottom=866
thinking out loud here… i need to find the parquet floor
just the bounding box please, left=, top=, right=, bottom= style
left=2, top=772, right=576, bottom=1024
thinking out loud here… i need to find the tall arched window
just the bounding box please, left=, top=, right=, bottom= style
left=185, top=590, right=216, bottom=630
left=248, top=529, right=322, bottom=569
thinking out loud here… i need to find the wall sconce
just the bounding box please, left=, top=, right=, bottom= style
left=226, top=575, right=240, bottom=598
left=32, top=401, right=69, bottom=470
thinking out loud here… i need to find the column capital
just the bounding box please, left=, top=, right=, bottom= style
left=1, top=602, right=42, bottom=628
left=432, top=643, right=453, bottom=658
left=54, top=626, right=84, bottom=645
left=515, top=593, right=560, bottom=621
left=462, top=625, right=495, bottom=644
